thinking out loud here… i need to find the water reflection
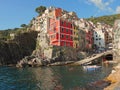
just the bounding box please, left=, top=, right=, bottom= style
left=0, top=64, right=113, bottom=90
left=32, top=67, right=62, bottom=90
left=27, top=67, right=64, bottom=90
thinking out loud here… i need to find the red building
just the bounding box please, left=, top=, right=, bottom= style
left=48, top=18, right=73, bottom=47
left=85, top=30, right=93, bottom=50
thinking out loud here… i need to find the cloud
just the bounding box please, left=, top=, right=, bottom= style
left=116, top=6, right=120, bottom=14
left=88, top=0, right=105, bottom=10
left=87, top=0, right=114, bottom=12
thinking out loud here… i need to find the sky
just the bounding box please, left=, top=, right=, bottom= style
left=0, top=0, right=120, bottom=30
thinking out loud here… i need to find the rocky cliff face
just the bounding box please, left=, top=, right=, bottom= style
left=0, top=29, right=87, bottom=67
left=52, top=46, right=87, bottom=61
left=104, top=64, right=120, bottom=90
left=0, top=31, right=38, bottom=65
left=113, top=20, right=120, bottom=63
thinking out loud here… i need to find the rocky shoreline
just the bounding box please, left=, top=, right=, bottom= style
left=104, top=63, right=120, bottom=90
left=16, top=55, right=75, bottom=68
left=0, top=54, right=116, bottom=90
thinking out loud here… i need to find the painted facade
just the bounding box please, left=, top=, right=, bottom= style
left=85, top=29, right=93, bottom=50
left=48, top=18, right=73, bottom=47
left=73, top=25, right=79, bottom=48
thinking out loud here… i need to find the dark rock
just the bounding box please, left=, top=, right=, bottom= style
left=0, top=31, right=38, bottom=66
left=16, top=56, right=43, bottom=68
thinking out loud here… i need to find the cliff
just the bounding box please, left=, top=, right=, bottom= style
left=0, top=31, right=38, bottom=66
left=0, top=28, right=87, bottom=67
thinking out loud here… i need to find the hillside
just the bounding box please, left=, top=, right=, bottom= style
left=87, top=14, right=120, bottom=26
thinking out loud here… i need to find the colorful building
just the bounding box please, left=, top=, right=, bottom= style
left=47, top=7, right=75, bottom=47
left=48, top=18, right=73, bottom=47
left=85, top=29, right=93, bottom=51
left=73, top=25, right=79, bottom=48
left=93, top=29, right=105, bottom=51
left=30, top=7, right=95, bottom=49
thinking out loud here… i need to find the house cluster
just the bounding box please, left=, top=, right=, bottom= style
left=30, top=6, right=113, bottom=53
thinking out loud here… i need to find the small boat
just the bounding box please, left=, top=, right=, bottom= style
left=83, top=65, right=101, bottom=71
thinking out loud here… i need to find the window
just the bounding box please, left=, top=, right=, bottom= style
left=96, top=39, right=98, bottom=40
left=61, top=34, right=64, bottom=38
left=99, top=42, right=101, bottom=45
left=76, top=44, right=78, bottom=48
left=66, top=35, right=68, bottom=39
left=96, top=35, right=97, bottom=37
left=99, top=38, right=101, bottom=40
left=74, top=32, right=76, bottom=35
left=70, top=36, right=73, bottom=40
left=66, top=29, right=68, bottom=32
left=71, top=24, right=72, bottom=28
left=89, top=41, right=91, bottom=44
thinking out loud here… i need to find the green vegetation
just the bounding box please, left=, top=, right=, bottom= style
left=0, top=29, right=14, bottom=40
left=0, top=25, right=28, bottom=41
left=35, top=6, right=46, bottom=15
left=87, top=14, right=120, bottom=26
left=20, top=24, right=27, bottom=28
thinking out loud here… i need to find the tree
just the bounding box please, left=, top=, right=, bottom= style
left=35, top=6, right=46, bottom=15
left=20, top=24, right=27, bottom=28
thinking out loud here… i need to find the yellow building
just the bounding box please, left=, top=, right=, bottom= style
left=73, top=25, right=79, bottom=48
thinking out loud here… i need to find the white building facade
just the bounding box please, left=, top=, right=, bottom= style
left=94, top=25, right=105, bottom=52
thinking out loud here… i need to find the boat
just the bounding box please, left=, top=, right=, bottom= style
left=83, top=65, right=101, bottom=71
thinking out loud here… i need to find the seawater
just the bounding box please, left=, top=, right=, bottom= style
left=0, top=64, right=112, bottom=90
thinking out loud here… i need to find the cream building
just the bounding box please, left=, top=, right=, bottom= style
left=93, top=23, right=105, bottom=51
